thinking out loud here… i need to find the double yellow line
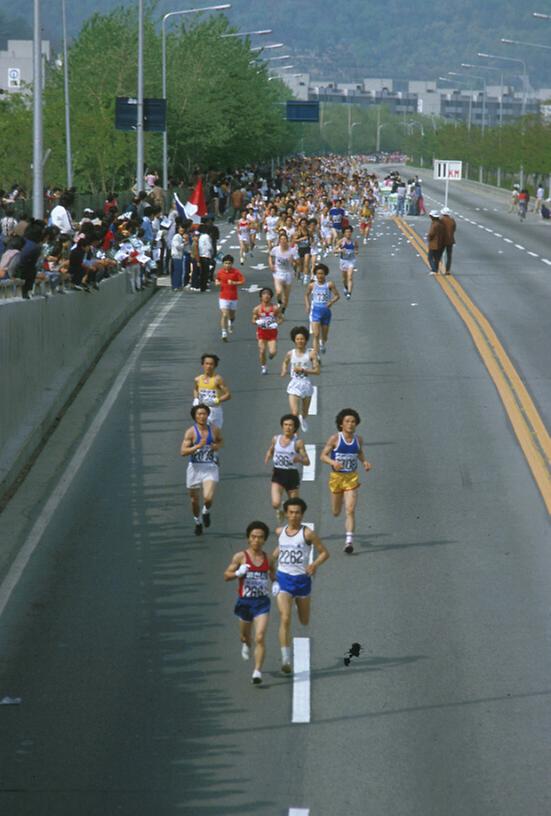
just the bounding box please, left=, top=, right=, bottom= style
left=394, top=215, right=551, bottom=514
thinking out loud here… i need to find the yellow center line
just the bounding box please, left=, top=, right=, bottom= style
left=393, top=215, right=551, bottom=514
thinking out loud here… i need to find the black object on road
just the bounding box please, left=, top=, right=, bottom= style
left=344, top=642, right=362, bottom=666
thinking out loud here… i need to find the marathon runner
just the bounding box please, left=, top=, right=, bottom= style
left=180, top=404, right=223, bottom=535
left=271, top=498, right=329, bottom=674
left=337, top=225, right=359, bottom=299
left=193, top=353, right=231, bottom=428
left=224, top=520, right=275, bottom=685
left=264, top=414, right=310, bottom=521
left=304, top=262, right=340, bottom=357
left=251, top=287, right=283, bottom=375
left=269, top=231, right=298, bottom=314
left=281, top=326, right=320, bottom=433
left=320, top=408, right=372, bottom=554
left=214, top=254, right=245, bottom=342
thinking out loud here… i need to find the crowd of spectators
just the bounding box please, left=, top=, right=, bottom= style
left=0, top=165, right=281, bottom=303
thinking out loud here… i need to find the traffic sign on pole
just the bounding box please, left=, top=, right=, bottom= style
left=433, top=159, right=463, bottom=207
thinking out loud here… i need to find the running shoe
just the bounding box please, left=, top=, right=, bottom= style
left=299, top=416, right=309, bottom=433
left=281, top=662, right=292, bottom=675
left=319, top=343, right=326, bottom=354
left=252, top=670, right=262, bottom=685
left=228, top=321, right=233, bottom=334
left=261, top=365, right=268, bottom=375
left=241, top=643, right=250, bottom=661
left=344, top=541, right=354, bottom=554
left=302, top=274, right=309, bottom=285
left=221, top=331, right=228, bottom=342
left=345, top=292, right=351, bottom=300
left=194, top=522, right=203, bottom=536
left=202, top=511, right=211, bottom=528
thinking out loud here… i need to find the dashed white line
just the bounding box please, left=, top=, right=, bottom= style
left=494, top=233, right=502, bottom=238
left=302, top=445, right=316, bottom=481
left=484, top=227, right=493, bottom=233
left=515, top=244, right=525, bottom=250
left=292, top=637, right=311, bottom=724
left=310, top=386, right=318, bottom=415
left=528, top=251, right=539, bottom=257
left=504, top=238, right=513, bottom=243
left=542, top=259, right=551, bottom=266
left=289, top=810, right=310, bottom=816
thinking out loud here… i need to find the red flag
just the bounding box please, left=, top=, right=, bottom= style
left=188, top=178, right=208, bottom=217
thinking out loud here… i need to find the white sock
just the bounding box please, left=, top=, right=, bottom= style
left=194, top=516, right=201, bottom=524
left=281, top=646, right=291, bottom=663
left=346, top=532, right=354, bottom=544
left=201, top=505, right=208, bottom=515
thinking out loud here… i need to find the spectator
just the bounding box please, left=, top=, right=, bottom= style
left=198, top=224, right=214, bottom=292
left=440, top=207, right=456, bottom=275
left=13, top=211, right=30, bottom=238
left=427, top=210, right=446, bottom=275
left=228, top=186, right=245, bottom=223
left=50, top=193, right=75, bottom=237
left=17, top=220, right=45, bottom=298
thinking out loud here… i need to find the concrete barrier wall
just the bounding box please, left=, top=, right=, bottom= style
left=0, top=274, right=156, bottom=497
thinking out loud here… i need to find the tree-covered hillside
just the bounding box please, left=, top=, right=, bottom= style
left=1, top=0, right=551, bottom=87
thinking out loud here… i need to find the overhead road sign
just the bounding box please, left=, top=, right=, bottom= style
left=115, top=97, right=167, bottom=132
left=286, top=100, right=320, bottom=122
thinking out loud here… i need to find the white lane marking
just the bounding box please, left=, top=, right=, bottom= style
left=302, top=445, right=316, bottom=481
left=515, top=244, right=525, bottom=250
left=528, top=251, right=539, bottom=257
left=494, top=233, right=502, bottom=238
left=484, top=227, right=493, bottom=233
left=292, top=637, right=311, bottom=724
left=477, top=224, right=485, bottom=229
left=504, top=238, right=513, bottom=243
left=542, top=259, right=551, bottom=266
left=0, top=294, right=180, bottom=620
left=289, top=810, right=310, bottom=816
left=310, top=385, right=318, bottom=415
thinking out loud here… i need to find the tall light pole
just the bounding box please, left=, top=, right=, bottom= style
left=439, top=75, right=475, bottom=130
left=161, top=4, right=231, bottom=190
left=136, top=0, right=144, bottom=193
left=478, top=51, right=529, bottom=186
left=477, top=52, right=528, bottom=117
left=449, top=71, right=487, bottom=133
left=462, top=63, right=505, bottom=126
left=61, top=0, right=72, bottom=188
left=32, top=0, right=43, bottom=218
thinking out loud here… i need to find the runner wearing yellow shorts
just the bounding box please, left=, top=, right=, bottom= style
left=320, top=408, right=372, bottom=554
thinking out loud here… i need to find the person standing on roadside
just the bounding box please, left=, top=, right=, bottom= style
left=427, top=210, right=446, bottom=275
left=440, top=207, right=456, bottom=275
left=228, top=187, right=245, bottom=224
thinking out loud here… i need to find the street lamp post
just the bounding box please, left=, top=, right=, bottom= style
left=462, top=64, right=506, bottom=126
left=61, top=0, right=73, bottom=188
left=137, top=0, right=144, bottom=193
left=161, top=4, right=231, bottom=190
left=449, top=71, right=487, bottom=133
left=32, top=0, right=43, bottom=218
left=478, top=51, right=529, bottom=186
left=439, top=76, right=475, bottom=130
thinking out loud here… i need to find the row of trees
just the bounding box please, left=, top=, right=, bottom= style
left=0, top=9, right=299, bottom=193
left=295, top=103, right=407, bottom=157
left=402, top=114, right=551, bottom=184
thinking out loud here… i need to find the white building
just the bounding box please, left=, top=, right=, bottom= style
left=0, top=40, right=50, bottom=94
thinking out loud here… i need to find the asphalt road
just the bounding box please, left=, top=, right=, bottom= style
left=0, top=185, right=550, bottom=816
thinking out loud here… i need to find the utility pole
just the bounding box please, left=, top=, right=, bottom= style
left=61, top=0, right=73, bottom=188
left=136, top=0, right=144, bottom=193
left=32, top=0, right=43, bottom=218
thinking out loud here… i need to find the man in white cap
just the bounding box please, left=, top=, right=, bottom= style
left=427, top=210, right=445, bottom=274
left=440, top=207, right=456, bottom=275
